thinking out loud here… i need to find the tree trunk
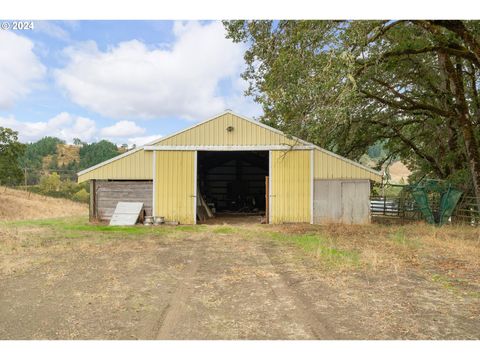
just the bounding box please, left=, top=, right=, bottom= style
left=439, top=51, right=480, bottom=209
left=457, top=112, right=480, bottom=207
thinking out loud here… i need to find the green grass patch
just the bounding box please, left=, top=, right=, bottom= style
left=315, top=246, right=360, bottom=264
left=61, top=224, right=153, bottom=233
left=431, top=273, right=480, bottom=298
left=11, top=219, right=157, bottom=234
left=212, top=226, right=236, bottom=234
left=4, top=217, right=84, bottom=228
left=468, top=291, right=480, bottom=299
left=2, top=216, right=214, bottom=239
left=390, top=229, right=421, bottom=248
left=269, top=232, right=359, bottom=267
left=270, top=232, right=325, bottom=252
left=431, top=273, right=458, bottom=293
left=175, top=225, right=209, bottom=232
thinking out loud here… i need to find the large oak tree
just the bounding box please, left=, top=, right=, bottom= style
left=224, top=20, right=480, bottom=206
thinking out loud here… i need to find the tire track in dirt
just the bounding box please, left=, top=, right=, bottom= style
left=154, top=242, right=204, bottom=339
left=253, top=241, right=341, bottom=340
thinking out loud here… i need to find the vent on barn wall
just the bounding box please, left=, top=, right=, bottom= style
left=225, top=109, right=234, bottom=132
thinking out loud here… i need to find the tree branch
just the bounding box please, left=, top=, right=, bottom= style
left=366, top=20, right=405, bottom=44
left=359, top=88, right=454, bottom=118
left=356, top=45, right=480, bottom=72
left=366, top=118, right=446, bottom=177
left=430, top=20, right=480, bottom=64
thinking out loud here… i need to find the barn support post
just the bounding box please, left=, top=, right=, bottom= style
left=265, top=176, right=269, bottom=224
left=268, top=150, right=272, bottom=224
left=152, top=150, right=156, bottom=218
left=310, top=149, right=314, bottom=224
left=193, top=150, right=197, bottom=224
left=89, top=179, right=96, bottom=221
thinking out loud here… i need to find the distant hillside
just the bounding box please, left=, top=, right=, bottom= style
left=0, top=187, right=88, bottom=220
left=19, top=137, right=127, bottom=184
left=388, top=161, right=412, bottom=184
left=360, top=158, right=412, bottom=184
left=56, top=144, right=81, bottom=167
left=362, top=142, right=413, bottom=184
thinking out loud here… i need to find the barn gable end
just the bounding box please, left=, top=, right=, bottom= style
left=152, top=112, right=298, bottom=147
left=77, top=149, right=152, bottom=183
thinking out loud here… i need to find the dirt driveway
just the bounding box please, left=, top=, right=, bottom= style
left=0, top=219, right=479, bottom=339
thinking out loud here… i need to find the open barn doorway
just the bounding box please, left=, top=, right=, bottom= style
left=196, top=151, right=269, bottom=224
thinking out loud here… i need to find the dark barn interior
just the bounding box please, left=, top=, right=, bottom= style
left=197, top=151, right=268, bottom=220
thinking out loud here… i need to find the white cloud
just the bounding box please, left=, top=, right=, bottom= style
left=34, top=21, right=71, bottom=42
left=100, top=120, right=145, bottom=137
left=126, top=134, right=162, bottom=147
left=0, top=31, right=46, bottom=109
left=60, top=21, right=80, bottom=31
left=224, top=75, right=262, bottom=119
left=0, top=112, right=97, bottom=143
left=0, top=113, right=158, bottom=146
left=54, top=21, right=257, bottom=120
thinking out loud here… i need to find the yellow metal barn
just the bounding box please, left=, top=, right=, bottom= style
left=78, top=111, right=382, bottom=225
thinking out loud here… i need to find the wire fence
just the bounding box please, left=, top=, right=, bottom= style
left=451, top=196, right=480, bottom=225
left=19, top=167, right=79, bottom=186
left=0, top=167, right=88, bottom=203
left=370, top=193, right=480, bottom=226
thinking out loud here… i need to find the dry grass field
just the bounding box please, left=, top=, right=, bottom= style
left=388, top=161, right=412, bottom=184
left=0, top=212, right=479, bottom=339
left=0, top=187, right=88, bottom=221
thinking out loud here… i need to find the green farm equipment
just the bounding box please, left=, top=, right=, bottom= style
left=404, top=179, right=463, bottom=226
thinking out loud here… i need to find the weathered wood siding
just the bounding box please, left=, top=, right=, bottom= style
left=313, top=179, right=370, bottom=224
left=94, top=180, right=153, bottom=221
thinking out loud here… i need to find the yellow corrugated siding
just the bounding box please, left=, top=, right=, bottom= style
left=154, top=151, right=195, bottom=224
left=313, top=149, right=381, bottom=182
left=153, top=113, right=297, bottom=146
left=270, top=150, right=311, bottom=224
left=77, top=149, right=153, bottom=183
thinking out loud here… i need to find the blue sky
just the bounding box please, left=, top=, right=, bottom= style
left=0, top=20, right=261, bottom=146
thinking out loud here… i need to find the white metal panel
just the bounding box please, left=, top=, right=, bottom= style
left=341, top=181, right=370, bottom=225
left=313, top=180, right=370, bottom=224
left=109, top=202, right=144, bottom=226
left=313, top=180, right=343, bottom=224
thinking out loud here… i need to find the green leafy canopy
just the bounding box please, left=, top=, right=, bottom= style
left=224, top=20, right=480, bottom=203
